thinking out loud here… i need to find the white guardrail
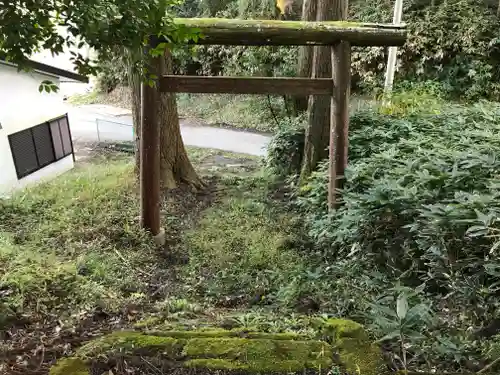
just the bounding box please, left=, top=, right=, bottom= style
left=95, top=118, right=134, bottom=143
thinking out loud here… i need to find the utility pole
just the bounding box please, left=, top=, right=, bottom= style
left=383, top=0, right=403, bottom=95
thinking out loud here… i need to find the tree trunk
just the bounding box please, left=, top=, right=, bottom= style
left=158, top=50, right=204, bottom=190
left=293, top=0, right=317, bottom=114
left=300, top=0, right=338, bottom=181
left=130, top=49, right=203, bottom=190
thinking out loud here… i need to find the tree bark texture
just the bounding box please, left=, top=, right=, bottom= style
left=300, top=0, right=337, bottom=181
left=293, top=0, right=317, bottom=113
left=158, top=50, right=204, bottom=190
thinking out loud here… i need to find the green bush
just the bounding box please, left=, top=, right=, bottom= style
left=264, top=107, right=419, bottom=178
left=264, top=103, right=500, bottom=371
left=265, top=116, right=306, bottom=176
left=297, top=103, right=500, bottom=319
left=350, top=0, right=500, bottom=100
left=94, top=48, right=129, bottom=92
left=377, top=81, right=446, bottom=117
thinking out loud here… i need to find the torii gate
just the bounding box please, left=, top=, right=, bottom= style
left=140, top=18, right=407, bottom=241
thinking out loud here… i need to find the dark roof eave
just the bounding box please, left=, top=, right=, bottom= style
left=26, top=59, right=88, bottom=83
left=0, top=58, right=88, bottom=83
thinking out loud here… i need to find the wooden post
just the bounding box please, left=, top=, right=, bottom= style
left=328, top=42, right=351, bottom=210
left=140, top=52, right=162, bottom=239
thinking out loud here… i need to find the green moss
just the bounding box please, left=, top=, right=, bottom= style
left=147, top=329, right=235, bottom=339
left=183, top=337, right=332, bottom=372
left=174, top=18, right=365, bottom=30
left=77, top=331, right=181, bottom=359
left=133, top=316, right=163, bottom=329
left=321, top=318, right=368, bottom=341
left=185, top=358, right=247, bottom=370
left=307, top=359, right=335, bottom=371
left=338, top=339, right=387, bottom=375
left=248, top=360, right=306, bottom=372
left=245, top=331, right=302, bottom=340
left=186, top=359, right=315, bottom=373
left=49, top=357, right=88, bottom=375
left=49, top=328, right=343, bottom=374
left=147, top=329, right=303, bottom=341
left=317, top=319, right=386, bottom=375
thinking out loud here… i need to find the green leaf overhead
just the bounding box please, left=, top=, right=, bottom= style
left=0, top=0, right=200, bottom=79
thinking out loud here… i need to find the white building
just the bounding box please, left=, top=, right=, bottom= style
left=0, top=59, right=87, bottom=195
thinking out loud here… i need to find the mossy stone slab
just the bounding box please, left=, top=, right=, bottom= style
left=50, top=329, right=333, bottom=375
left=51, top=319, right=388, bottom=375
left=322, top=319, right=388, bottom=375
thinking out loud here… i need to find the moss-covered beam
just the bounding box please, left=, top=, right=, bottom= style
left=171, top=18, right=406, bottom=46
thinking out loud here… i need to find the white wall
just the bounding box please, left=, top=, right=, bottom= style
left=0, top=63, right=67, bottom=131
left=0, top=63, right=74, bottom=195
left=1, top=155, right=74, bottom=196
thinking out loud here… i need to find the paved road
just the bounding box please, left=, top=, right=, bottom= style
left=66, top=104, right=271, bottom=157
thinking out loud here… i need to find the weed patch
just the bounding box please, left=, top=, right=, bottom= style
left=67, top=91, right=105, bottom=105
left=182, top=193, right=301, bottom=306
left=0, top=156, right=154, bottom=324
left=177, top=94, right=286, bottom=133
left=267, top=102, right=500, bottom=373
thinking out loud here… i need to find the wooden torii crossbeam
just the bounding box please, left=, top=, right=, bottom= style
left=140, top=18, right=407, bottom=237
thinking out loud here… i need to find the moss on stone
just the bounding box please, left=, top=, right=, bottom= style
left=185, top=358, right=247, bottom=370
left=245, top=331, right=302, bottom=340
left=51, top=328, right=334, bottom=374
left=338, top=339, right=387, bottom=375
left=183, top=337, right=332, bottom=372
left=318, top=319, right=387, bottom=375
left=321, top=318, right=368, bottom=341
left=147, top=329, right=303, bottom=341
left=50, top=322, right=389, bottom=375
left=77, top=331, right=181, bottom=359
left=133, top=316, right=163, bottom=329
left=247, top=360, right=306, bottom=372
left=49, top=357, right=88, bottom=375
left=186, top=359, right=312, bottom=373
